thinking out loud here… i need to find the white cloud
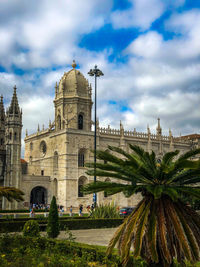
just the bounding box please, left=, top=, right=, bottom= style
left=111, top=0, right=164, bottom=30
left=0, top=0, right=112, bottom=69
left=126, top=31, right=163, bottom=58
left=0, top=0, right=200, bottom=152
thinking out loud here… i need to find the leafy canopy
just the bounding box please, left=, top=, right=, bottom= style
left=84, top=145, right=200, bottom=202
left=84, top=145, right=200, bottom=266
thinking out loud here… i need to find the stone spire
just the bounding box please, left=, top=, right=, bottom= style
left=120, top=120, right=124, bottom=136
left=7, top=86, right=21, bottom=117
left=147, top=124, right=152, bottom=153
left=156, top=118, right=162, bottom=136
left=0, top=95, right=5, bottom=123
left=169, top=128, right=174, bottom=151
left=120, top=121, right=125, bottom=148
left=55, top=82, right=58, bottom=98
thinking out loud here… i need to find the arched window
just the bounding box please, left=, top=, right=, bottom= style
left=78, top=176, right=87, bottom=197
left=53, top=151, right=58, bottom=170
left=30, top=142, right=33, bottom=151
left=78, top=149, right=85, bottom=167
left=29, top=156, right=32, bottom=164
left=40, top=141, right=47, bottom=156
left=57, top=115, right=61, bottom=130
left=9, top=132, right=12, bottom=140
left=104, top=178, right=111, bottom=198
left=78, top=114, right=83, bottom=130
left=14, top=132, right=17, bottom=141
left=0, top=138, right=3, bottom=145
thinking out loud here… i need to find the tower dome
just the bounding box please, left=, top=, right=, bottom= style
left=57, top=60, right=89, bottom=98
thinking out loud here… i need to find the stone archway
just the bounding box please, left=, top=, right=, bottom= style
left=30, top=186, right=47, bottom=205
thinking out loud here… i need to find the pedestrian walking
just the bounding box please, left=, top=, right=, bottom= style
left=69, top=205, right=73, bottom=216
left=79, top=204, right=83, bottom=216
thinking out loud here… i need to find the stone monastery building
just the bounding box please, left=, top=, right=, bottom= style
left=0, top=61, right=200, bottom=210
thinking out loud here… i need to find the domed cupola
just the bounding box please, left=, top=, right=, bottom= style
left=56, top=60, right=90, bottom=98
left=54, top=60, right=93, bottom=132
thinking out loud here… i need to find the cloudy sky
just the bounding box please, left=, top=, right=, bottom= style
left=0, top=0, right=200, bottom=154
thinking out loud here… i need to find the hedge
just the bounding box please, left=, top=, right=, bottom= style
left=0, top=209, right=45, bottom=213
left=0, top=215, right=89, bottom=222
left=0, top=218, right=124, bottom=232
left=0, top=235, right=142, bottom=266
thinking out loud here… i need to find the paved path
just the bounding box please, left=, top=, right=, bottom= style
left=43, top=228, right=118, bottom=247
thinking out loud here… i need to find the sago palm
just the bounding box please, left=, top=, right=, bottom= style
left=0, top=186, right=24, bottom=202
left=84, top=145, right=200, bottom=266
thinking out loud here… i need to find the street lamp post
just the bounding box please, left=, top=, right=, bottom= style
left=88, top=65, right=104, bottom=207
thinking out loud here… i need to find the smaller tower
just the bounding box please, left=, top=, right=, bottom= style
left=156, top=118, right=162, bottom=136
left=4, top=86, right=22, bottom=209
left=0, top=95, right=6, bottom=183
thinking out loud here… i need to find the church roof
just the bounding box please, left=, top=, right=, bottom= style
left=179, top=134, right=200, bottom=140
left=57, top=60, right=90, bottom=98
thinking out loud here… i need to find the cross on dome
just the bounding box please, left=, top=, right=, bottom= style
left=71, top=60, right=77, bottom=69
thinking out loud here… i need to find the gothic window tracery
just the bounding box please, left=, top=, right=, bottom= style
left=78, top=149, right=85, bottom=167
left=30, top=142, right=33, bottom=151
left=14, top=132, right=17, bottom=141
left=57, top=115, right=61, bottom=130
left=78, top=114, right=83, bottom=130
left=78, top=176, right=87, bottom=197
left=53, top=151, right=58, bottom=171
left=40, top=141, right=47, bottom=156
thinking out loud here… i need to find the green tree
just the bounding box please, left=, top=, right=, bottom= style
left=23, top=220, right=40, bottom=237
left=47, top=196, right=60, bottom=238
left=0, top=186, right=24, bottom=202
left=84, top=145, right=200, bottom=266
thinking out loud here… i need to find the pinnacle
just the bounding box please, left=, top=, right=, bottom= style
left=71, top=60, right=77, bottom=69
left=8, top=85, right=20, bottom=116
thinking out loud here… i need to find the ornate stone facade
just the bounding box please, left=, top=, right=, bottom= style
left=1, top=61, right=199, bottom=210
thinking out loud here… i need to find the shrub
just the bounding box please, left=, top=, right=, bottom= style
left=23, top=220, right=40, bottom=237
left=90, top=203, right=120, bottom=219
left=0, top=218, right=123, bottom=233
left=46, top=196, right=60, bottom=238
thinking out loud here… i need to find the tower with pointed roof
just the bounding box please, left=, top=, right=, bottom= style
left=0, top=95, right=6, bottom=207
left=54, top=60, right=93, bottom=131
left=4, top=86, right=22, bottom=209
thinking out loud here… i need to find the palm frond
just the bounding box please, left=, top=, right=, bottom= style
left=174, top=203, right=200, bottom=261
left=120, top=198, right=147, bottom=261
left=83, top=181, right=133, bottom=195
left=166, top=199, right=193, bottom=262
left=177, top=187, right=200, bottom=200
left=133, top=199, right=151, bottom=258
left=162, top=150, right=180, bottom=166
left=0, top=186, right=24, bottom=202
left=157, top=199, right=171, bottom=264
left=177, top=148, right=200, bottom=162
left=147, top=200, right=158, bottom=263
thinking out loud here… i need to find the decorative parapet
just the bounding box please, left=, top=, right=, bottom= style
left=98, top=125, right=191, bottom=144
left=25, top=126, right=53, bottom=140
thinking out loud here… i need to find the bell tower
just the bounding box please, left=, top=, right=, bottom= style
left=54, top=60, right=93, bottom=131
left=4, top=86, right=22, bottom=209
